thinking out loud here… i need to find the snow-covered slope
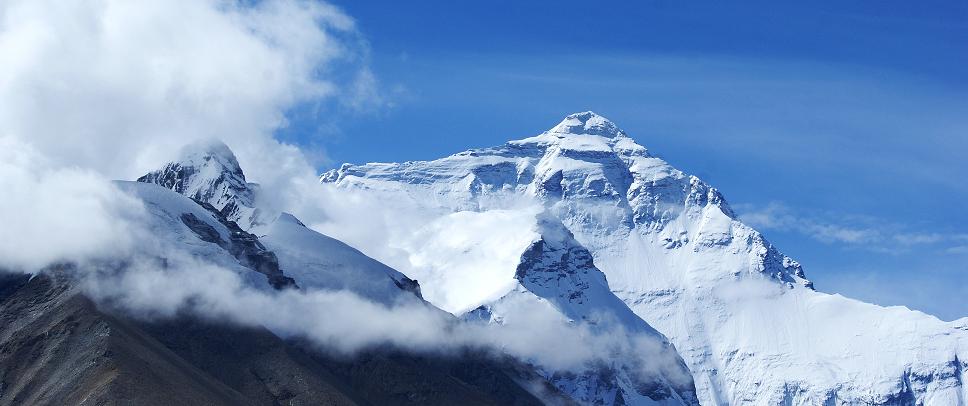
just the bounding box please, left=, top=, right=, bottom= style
left=115, top=181, right=288, bottom=291
left=137, top=142, right=423, bottom=305
left=260, top=212, right=422, bottom=304
left=321, top=111, right=968, bottom=405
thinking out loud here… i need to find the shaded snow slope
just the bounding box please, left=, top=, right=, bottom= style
left=116, top=181, right=281, bottom=291
left=321, top=111, right=968, bottom=405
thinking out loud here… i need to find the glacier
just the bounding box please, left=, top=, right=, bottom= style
left=320, top=111, right=968, bottom=405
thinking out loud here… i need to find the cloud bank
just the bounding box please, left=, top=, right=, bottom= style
left=0, top=0, right=372, bottom=189
left=75, top=245, right=683, bottom=378
left=0, top=137, right=146, bottom=271
left=0, top=0, right=377, bottom=273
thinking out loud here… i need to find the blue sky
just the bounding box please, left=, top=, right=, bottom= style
left=281, top=1, right=968, bottom=320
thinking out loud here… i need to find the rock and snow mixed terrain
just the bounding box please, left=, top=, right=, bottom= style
left=465, top=212, right=698, bottom=405
left=138, top=140, right=268, bottom=231
left=137, top=141, right=424, bottom=305
left=5, top=112, right=961, bottom=405
left=3, top=153, right=581, bottom=404
left=136, top=140, right=701, bottom=405
left=320, top=111, right=968, bottom=405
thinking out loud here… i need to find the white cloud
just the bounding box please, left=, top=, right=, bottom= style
left=946, top=246, right=968, bottom=255
left=0, top=0, right=374, bottom=188
left=305, top=184, right=550, bottom=314
left=77, top=247, right=679, bottom=377
left=0, top=0, right=385, bottom=264
left=0, top=137, right=146, bottom=272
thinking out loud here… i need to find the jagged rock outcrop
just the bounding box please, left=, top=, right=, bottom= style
left=138, top=140, right=265, bottom=230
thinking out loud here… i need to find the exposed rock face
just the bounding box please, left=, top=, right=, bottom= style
left=0, top=271, right=573, bottom=406
left=179, top=200, right=295, bottom=290
left=467, top=213, right=699, bottom=405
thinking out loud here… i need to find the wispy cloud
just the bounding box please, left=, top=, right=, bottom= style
left=736, top=202, right=968, bottom=254
left=946, top=245, right=968, bottom=255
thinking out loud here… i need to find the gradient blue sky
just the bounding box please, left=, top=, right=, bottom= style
left=281, top=0, right=968, bottom=320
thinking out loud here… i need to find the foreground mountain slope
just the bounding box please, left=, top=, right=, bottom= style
left=261, top=212, right=423, bottom=304
left=320, top=111, right=968, bottom=405
left=0, top=271, right=566, bottom=406
left=0, top=272, right=356, bottom=406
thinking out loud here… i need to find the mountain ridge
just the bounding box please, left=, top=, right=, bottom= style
left=136, top=139, right=700, bottom=405
left=320, top=111, right=967, bottom=405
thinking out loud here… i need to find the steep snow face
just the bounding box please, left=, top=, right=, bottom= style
left=114, top=181, right=282, bottom=291
left=465, top=212, right=699, bottom=405
left=321, top=111, right=968, bottom=405
left=514, top=213, right=664, bottom=336
left=138, top=140, right=265, bottom=231
left=260, top=212, right=422, bottom=305
left=138, top=144, right=423, bottom=305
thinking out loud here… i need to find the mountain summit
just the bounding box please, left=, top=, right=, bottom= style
left=546, top=111, right=627, bottom=138
left=321, top=112, right=968, bottom=406
left=138, top=140, right=265, bottom=230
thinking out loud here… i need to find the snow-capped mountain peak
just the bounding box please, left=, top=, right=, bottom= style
left=139, top=141, right=426, bottom=304
left=320, top=112, right=967, bottom=405
left=138, top=140, right=264, bottom=230
left=546, top=111, right=627, bottom=138
left=177, top=139, right=243, bottom=175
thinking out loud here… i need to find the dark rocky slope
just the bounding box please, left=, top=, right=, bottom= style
left=0, top=272, right=570, bottom=406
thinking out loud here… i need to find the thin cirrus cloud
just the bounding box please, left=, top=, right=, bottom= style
left=736, top=202, right=968, bottom=254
